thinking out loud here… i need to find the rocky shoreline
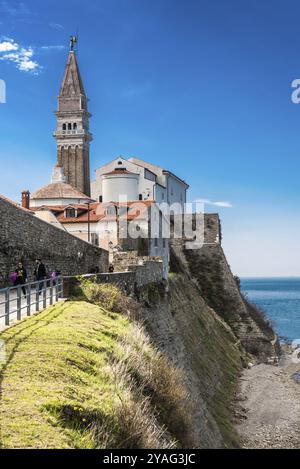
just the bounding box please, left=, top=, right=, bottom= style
left=235, top=351, right=300, bottom=448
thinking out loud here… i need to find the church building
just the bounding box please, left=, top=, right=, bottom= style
left=25, top=38, right=189, bottom=277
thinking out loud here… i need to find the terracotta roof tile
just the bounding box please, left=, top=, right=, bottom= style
left=31, top=182, right=91, bottom=200
left=31, top=200, right=153, bottom=224
left=103, top=168, right=139, bottom=176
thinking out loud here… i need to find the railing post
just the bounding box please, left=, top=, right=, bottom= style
left=36, top=283, right=40, bottom=311
left=43, top=280, right=47, bottom=309
left=59, top=277, right=63, bottom=299
left=27, top=283, right=31, bottom=316
left=50, top=279, right=53, bottom=305
left=55, top=279, right=59, bottom=302
left=17, top=286, right=21, bottom=321
left=5, top=289, right=9, bottom=326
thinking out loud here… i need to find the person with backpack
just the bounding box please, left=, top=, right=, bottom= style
left=14, top=261, right=28, bottom=296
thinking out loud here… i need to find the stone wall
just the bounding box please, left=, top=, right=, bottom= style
left=0, top=196, right=108, bottom=286
left=170, top=213, right=222, bottom=246
left=63, top=259, right=164, bottom=297
left=169, top=213, right=279, bottom=362
left=113, top=251, right=162, bottom=271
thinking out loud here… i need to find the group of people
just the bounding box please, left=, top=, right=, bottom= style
left=11, top=259, right=59, bottom=297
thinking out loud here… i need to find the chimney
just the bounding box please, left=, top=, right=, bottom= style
left=21, top=190, right=30, bottom=209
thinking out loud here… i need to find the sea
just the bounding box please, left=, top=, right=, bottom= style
left=241, top=278, right=300, bottom=343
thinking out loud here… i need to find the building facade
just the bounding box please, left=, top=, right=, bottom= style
left=91, top=156, right=189, bottom=212
left=31, top=200, right=170, bottom=278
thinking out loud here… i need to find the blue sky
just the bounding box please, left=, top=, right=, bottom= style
left=1, top=0, right=300, bottom=276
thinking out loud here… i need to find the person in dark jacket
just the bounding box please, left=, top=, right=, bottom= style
left=34, top=259, right=47, bottom=294
left=14, top=261, right=27, bottom=296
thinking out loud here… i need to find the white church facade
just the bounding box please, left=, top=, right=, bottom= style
left=91, top=156, right=189, bottom=212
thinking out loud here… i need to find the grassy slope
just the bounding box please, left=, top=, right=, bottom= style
left=0, top=301, right=128, bottom=448
left=0, top=296, right=187, bottom=449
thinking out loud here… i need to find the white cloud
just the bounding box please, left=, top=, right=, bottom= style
left=0, top=38, right=40, bottom=74
left=49, top=22, right=64, bottom=30
left=194, top=198, right=233, bottom=208
left=0, top=40, right=18, bottom=52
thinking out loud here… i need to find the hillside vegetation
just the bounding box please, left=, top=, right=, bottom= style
left=0, top=267, right=276, bottom=449
left=0, top=284, right=192, bottom=449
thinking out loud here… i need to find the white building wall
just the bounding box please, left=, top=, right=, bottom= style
left=30, top=197, right=90, bottom=208
left=92, top=156, right=187, bottom=213
left=91, top=157, right=162, bottom=202
left=102, top=173, right=139, bottom=202
left=166, top=175, right=187, bottom=212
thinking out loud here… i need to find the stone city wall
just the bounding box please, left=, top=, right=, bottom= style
left=0, top=196, right=109, bottom=286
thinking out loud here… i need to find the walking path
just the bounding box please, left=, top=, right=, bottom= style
left=235, top=355, right=300, bottom=448
left=0, top=286, right=57, bottom=331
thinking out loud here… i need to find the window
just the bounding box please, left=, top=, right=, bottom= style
left=65, top=208, right=76, bottom=218
left=139, top=194, right=143, bottom=200
left=118, top=160, right=123, bottom=165
left=99, top=195, right=103, bottom=203
left=145, top=168, right=156, bottom=182
left=73, top=123, right=77, bottom=130
left=163, top=239, right=166, bottom=248
left=154, top=238, right=158, bottom=247
left=62, top=123, right=66, bottom=131
left=68, top=123, right=72, bottom=130
left=171, top=186, right=174, bottom=196
left=91, top=233, right=99, bottom=246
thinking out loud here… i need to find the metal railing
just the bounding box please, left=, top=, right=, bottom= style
left=0, top=277, right=64, bottom=327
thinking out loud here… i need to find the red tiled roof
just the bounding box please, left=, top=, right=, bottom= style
left=102, top=168, right=139, bottom=176
left=31, top=182, right=91, bottom=200
left=31, top=200, right=154, bottom=223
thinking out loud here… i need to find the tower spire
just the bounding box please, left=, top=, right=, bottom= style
left=53, top=41, right=92, bottom=196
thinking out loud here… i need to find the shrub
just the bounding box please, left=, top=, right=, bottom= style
left=78, top=279, right=140, bottom=320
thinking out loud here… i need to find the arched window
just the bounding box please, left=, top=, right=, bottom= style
left=62, top=123, right=66, bottom=131
left=73, top=123, right=77, bottom=130
left=68, top=123, right=72, bottom=130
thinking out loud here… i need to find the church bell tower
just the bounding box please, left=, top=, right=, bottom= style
left=53, top=37, right=92, bottom=196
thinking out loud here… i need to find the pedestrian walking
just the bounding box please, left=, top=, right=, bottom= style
left=34, top=259, right=47, bottom=294
left=14, top=261, right=28, bottom=296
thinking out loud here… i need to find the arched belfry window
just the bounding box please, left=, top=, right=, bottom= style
left=73, top=123, right=77, bottom=130
left=62, top=123, right=66, bottom=131
left=68, top=123, right=72, bottom=130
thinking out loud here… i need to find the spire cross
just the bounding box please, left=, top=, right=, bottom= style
left=69, top=35, right=77, bottom=51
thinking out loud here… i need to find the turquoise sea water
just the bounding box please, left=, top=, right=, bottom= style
left=241, top=278, right=300, bottom=342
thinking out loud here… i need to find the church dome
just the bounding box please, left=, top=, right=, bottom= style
left=30, top=182, right=93, bottom=207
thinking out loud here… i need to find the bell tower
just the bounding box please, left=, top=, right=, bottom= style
left=53, top=37, right=92, bottom=196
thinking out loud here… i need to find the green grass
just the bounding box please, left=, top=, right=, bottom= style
left=0, top=285, right=190, bottom=449
left=0, top=300, right=129, bottom=448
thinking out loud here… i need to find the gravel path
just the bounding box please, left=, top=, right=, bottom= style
left=235, top=356, right=300, bottom=448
